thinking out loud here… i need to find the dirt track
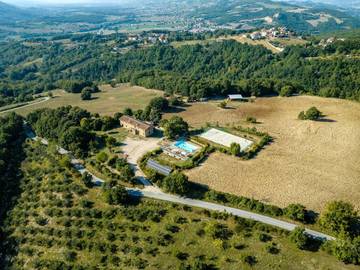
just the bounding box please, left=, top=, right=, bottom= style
left=168, top=96, right=360, bottom=212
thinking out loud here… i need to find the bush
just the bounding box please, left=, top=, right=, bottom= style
left=35, top=216, right=48, bottom=226
left=265, top=243, right=280, bottom=254
left=280, top=85, right=294, bottom=97
left=104, top=185, right=129, bottom=205
left=230, top=142, right=241, bottom=156
left=218, top=101, right=227, bottom=109
left=81, top=172, right=93, bottom=188
left=162, top=172, right=189, bottom=195
left=205, top=223, right=233, bottom=240
left=246, top=116, right=257, bottom=123
left=81, top=88, right=92, bottom=100
left=64, top=250, right=77, bottom=262
left=289, top=227, right=309, bottom=250
left=258, top=233, right=272, bottom=242
left=243, top=255, right=257, bottom=266
left=161, top=116, right=189, bottom=139
left=330, top=237, right=360, bottom=264
left=175, top=251, right=189, bottom=260
left=285, top=204, right=307, bottom=223
left=96, top=152, right=109, bottom=163
left=298, top=107, right=323, bottom=121
left=319, top=201, right=358, bottom=236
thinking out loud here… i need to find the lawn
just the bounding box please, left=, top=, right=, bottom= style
left=165, top=96, right=360, bottom=212
left=9, top=84, right=164, bottom=116
left=1, top=141, right=357, bottom=270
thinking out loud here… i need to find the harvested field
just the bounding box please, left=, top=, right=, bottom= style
left=11, top=84, right=163, bottom=116
left=167, top=96, right=360, bottom=212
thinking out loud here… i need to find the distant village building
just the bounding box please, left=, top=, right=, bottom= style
left=159, top=34, right=168, bottom=43
left=250, top=32, right=262, bottom=40
left=120, top=115, right=154, bottom=137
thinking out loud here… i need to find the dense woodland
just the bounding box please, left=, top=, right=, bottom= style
left=1, top=34, right=360, bottom=107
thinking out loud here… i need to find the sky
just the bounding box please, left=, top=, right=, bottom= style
left=3, top=0, right=355, bottom=7
left=3, top=0, right=132, bottom=6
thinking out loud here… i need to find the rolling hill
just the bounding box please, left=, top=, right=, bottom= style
left=0, top=0, right=360, bottom=40
left=0, top=1, right=36, bottom=23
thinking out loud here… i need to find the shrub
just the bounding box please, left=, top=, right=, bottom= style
left=161, top=116, right=189, bottom=139
left=80, top=199, right=94, bottom=208
left=81, top=172, right=93, bottom=188
left=219, top=101, right=227, bottom=109
left=289, top=227, right=309, bottom=250
left=205, top=223, right=233, bottom=240
left=230, top=142, right=241, bottom=156
left=64, top=250, right=77, bottom=262
left=331, top=237, right=360, bottom=264
left=280, top=85, right=294, bottom=97
left=243, top=255, right=257, bottom=266
left=35, top=216, right=48, bottom=226
left=266, top=243, right=280, bottom=254
left=298, top=107, right=323, bottom=121
left=319, top=201, right=358, bottom=236
left=104, top=185, right=129, bottom=205
left=175, top=251, right=189, bottom=260
left=81, top=88, right=92, bottom=100
left=285, top=204, right=307, bottom=223
left=96, top=152, right=109, bottom=163
left=162, top=172, right=189, bottom=195
left=246, top=116, right=257, bottom=123
left=258, top=233, right=272, bottom=242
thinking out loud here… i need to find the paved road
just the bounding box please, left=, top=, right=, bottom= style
left=27, top=129, right=335, bottom=241
left=127, top=189, right=335, bottom=241
left=0, top=97, right=50, bottom=114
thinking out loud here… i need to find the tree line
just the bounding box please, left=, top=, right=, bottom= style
left=1, top=35, right=360, bottom=107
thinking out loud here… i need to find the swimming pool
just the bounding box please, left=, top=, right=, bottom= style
left=174, top=140, right=199, bottom=153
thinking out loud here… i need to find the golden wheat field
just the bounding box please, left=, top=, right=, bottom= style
left=167, top=96, right=360, bottom=212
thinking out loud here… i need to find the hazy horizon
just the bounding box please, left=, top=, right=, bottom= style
left=2, top=0, right=354, bottom=6
left=2, top=0, right=133, bottom=6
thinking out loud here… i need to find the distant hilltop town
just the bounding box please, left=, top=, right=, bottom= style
left=248, top=27, right=296, bottom=40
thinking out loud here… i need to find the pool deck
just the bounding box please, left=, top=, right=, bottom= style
left=161, top=139, right=201, bottom=160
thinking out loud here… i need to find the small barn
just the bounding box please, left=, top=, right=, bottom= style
left=228, top=94, right=247, bottom=101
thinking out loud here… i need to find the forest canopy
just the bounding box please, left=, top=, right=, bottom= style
left=1, top=36, right=360, bottom=106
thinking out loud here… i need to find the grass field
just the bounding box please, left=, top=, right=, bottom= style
left=1, top=142, right=357, bottom=270
left=10, top=84, right=164, bottom=116
left=166, top=96, right=360, bottom=212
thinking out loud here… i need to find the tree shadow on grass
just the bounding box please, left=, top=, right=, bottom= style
left=316, top=118, right=337, bottom=123
left=165, top=106, right=186, bottom=113
left=305, top=210, right=319, bottom=225
left=305, top=238, right=323, bottom=252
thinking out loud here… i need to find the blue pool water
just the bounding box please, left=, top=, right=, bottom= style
left=174, top=140, right=199, bottom=153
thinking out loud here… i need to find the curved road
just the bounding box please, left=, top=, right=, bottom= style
left=26, top=129, right=335, bottom=241
left=0, top=97, right=50, bottom=115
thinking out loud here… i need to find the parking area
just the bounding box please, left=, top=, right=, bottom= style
left=121, top=136, right=162, bottom=165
